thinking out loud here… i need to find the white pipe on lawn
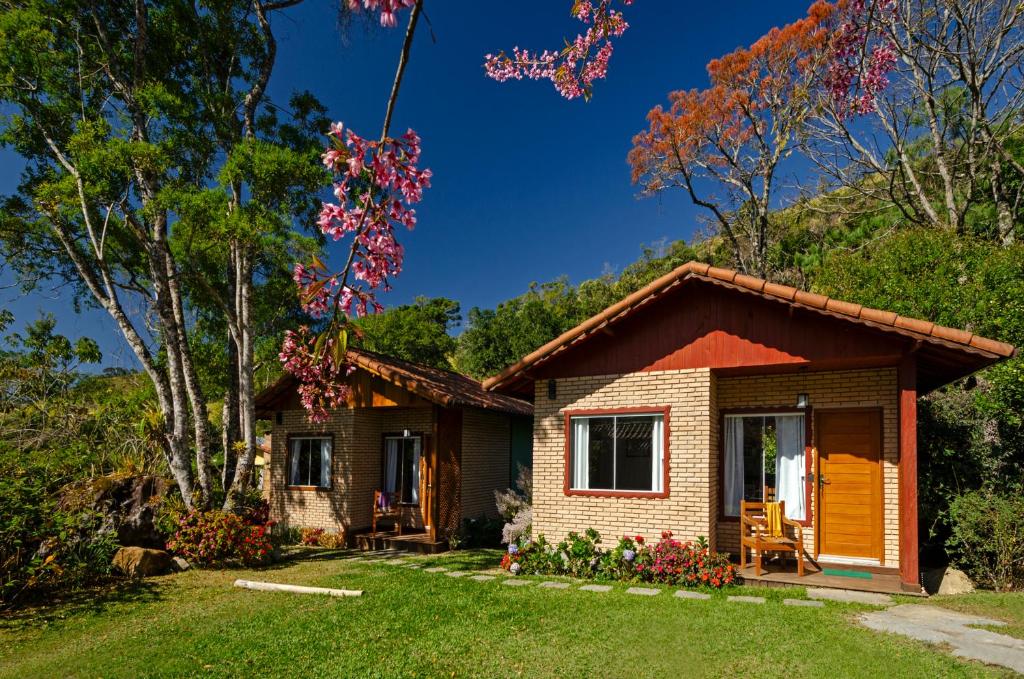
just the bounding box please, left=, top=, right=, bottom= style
left=233, top=579, right=362, bottom=597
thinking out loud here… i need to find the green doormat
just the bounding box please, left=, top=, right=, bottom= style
left=823, top=568, right=873, bottom=580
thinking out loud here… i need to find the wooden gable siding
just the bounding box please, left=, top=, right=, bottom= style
left=534, top=281, right=908, bottom=380
left=262, top=369, right=433, bottom=412
left=347, top=370, right=434, bottom=409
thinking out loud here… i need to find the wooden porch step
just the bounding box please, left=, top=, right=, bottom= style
left=355, top=531, right=448, bottom=555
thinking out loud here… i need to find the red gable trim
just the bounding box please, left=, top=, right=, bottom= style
left=482, top=262, right=1017, bottom=393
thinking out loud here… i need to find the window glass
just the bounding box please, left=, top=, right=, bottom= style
left=569, top=414, right=663, bottom=493
left=289, top=438, right=329, bottom=487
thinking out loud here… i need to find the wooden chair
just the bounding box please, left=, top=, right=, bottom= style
left=372, top=490, right=401, bottom=537
left=739, top=499, right=805, bottom=577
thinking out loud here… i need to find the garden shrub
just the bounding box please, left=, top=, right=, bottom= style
left=500, top=529, right=737, bottom=589
left=495, top=465, right=532, bottom=544
left=300, top=527, right=326, bottom=546
left=948, top=490, right=1024, bottom=591
left=166, top=509, right=273, bottom=567
left=451, top=515, right=503, bottom=550
left=0, top=465, right=119, bottom=606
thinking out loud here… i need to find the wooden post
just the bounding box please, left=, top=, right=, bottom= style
left=898, top=354, right=919, bottom=589
left=234, top=579, right=362, bottom=597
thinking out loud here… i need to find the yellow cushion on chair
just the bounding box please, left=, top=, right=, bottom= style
left=764, top=502, right=784, bottom=538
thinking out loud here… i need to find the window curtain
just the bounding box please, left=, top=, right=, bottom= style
left=651, top=416, right=664, bottom=493
left=289, top=439, right=301, bottom=485
left=775, top=415, right=806, bottom=520
left=320, top=439, right=332, bottom=488
left=571, top=419, right=589, bottom=489
left=384, top=439, right=399, bottom=494
left=724, top=417, right=744, bottom=516
left=410, top=439, right=421, bottom=504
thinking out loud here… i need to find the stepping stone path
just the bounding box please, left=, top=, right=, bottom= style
left=445, top=571, right=468, bottom=578
left=627, top=587, right=661, bottom=596
left=579, top=584, right=612, bottom=593
left=807, top=588, right=893, bottom=606
left=860, top=604, right=1024, bottom=674
left=405, top=564, right=421, bottom=569
left=784, top=599, right=824, bottom=608
left=424, top=567, right=447, bottom=573
left=674, top=590, right=711, bottom=600
left=469, top=575, right=495, bottom=582
left=538, top=582, right=571, bottom=589
left=502, top=579, right=532, bottom=587
left=728, top=595, right=766, bottom=604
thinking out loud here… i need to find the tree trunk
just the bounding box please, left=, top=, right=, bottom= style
left=222, top=329, right=240, bottom=492
left=225, top=246, right=258, bottom=509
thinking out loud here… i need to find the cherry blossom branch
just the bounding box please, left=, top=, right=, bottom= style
left=483, top=0, right=633, bottom=101
left=281, top=0, right=429, bottom=422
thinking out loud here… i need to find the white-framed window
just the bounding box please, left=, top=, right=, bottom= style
left=288, top=437, right=332, bottom=488
left=723, top=413, right=805, bottom=520
left=569, top=412, right=665, bottom=493
left=383, top=435, right=421, bottom=504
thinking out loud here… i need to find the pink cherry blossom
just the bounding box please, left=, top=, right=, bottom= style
left=822, top=0, right=898, bottom=118
left=281, top=121, right=430, bottom=421
left=484, top=0, right=633, bottom=100
left=346, top=0, right=416, bottom=28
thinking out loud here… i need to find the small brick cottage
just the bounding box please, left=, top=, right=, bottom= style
left=256, top=349, right=532, bottom=548
left=483, top=261, right=1016, bottom=590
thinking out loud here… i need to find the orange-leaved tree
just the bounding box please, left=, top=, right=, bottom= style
left=628, top=2, right=834, bottom=278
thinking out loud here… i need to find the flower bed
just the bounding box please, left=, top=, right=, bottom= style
left=500, top=529, right=737, bottom=589
left=167, top=502, right=274, bottom=567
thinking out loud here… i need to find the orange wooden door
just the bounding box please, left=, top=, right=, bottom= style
left=817, top=410, right=882, bottom=560
left=420, top=436, right=433, bottom=538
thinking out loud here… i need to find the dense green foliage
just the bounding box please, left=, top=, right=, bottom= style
left=813, top=230, right=1024, bottom=556
left=948, top=490, right=1024, bottom=591
left=356, top=297, right=461, bottom=370
left=0, top=316, right=156, bottom=606
left=454, top=241, right=698, bottom=378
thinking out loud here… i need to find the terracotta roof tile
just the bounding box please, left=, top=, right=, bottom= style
left=859, top=307, right=899, bottom=326
left=707, top=266, right=737, bottom=283
left=483, top=261, right=1017, bottom=392
left=825, top=299, right=863, bottom=317
left=793, top=289, right=830, bottom=309
left=763, top=281, right=798, bottom=300
left=258, top=349, right=532, bottom=417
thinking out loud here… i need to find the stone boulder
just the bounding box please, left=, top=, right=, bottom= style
left=60, top=474, right=174, bottom=549
left=112, top=546, right=172, bottom=578
left=923, top=566, right=975, bottom=595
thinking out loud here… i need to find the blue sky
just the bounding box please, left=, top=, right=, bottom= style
left=0, top=0, right=812, bottom=367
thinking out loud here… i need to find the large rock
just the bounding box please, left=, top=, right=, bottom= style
left=60, top=474, right=174, bottom=549
left=112, top=547, right=172, bottom=577
left=923, top=566, right=975, bottom=595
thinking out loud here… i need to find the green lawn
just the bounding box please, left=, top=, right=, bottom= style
left=0, top=549, right=1017, bottom=678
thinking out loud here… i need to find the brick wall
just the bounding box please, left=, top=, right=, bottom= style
left=532, top=369, right=716, bottom=545
left=715, top=368, right=900, bottom=566
left=269, top=406, right=434, bottom=533
left=460, top=407, right=512, bottom=519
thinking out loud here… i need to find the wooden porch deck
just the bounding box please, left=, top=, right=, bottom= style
left=737, top=559, right=925, bottom=596
left=354, top=530, right=448, bottom=554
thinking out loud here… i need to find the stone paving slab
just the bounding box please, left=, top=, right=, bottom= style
left=383, top=559, right=407, bottom=566
left=784, top=598, right=824, bottom=608
left=728, top=595, right=766, bottom=604
left=579, top=584, right=612, bottom=593
left=469, top=575, right=495, bottom=582
left=501, top=578, right=532, bottom=587
left=538, top=581, right=571, bottom=589
left=445, top=571, right=468, bottom=578
left=674, top=590, right=711, bottom=600
left=423, top=567, right=447, bottom=573
left=860, top=604, right=1024, bottom=674
left=807, top=588, right=894, bottom=606
left=627, top=587, right=661, bottom=596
